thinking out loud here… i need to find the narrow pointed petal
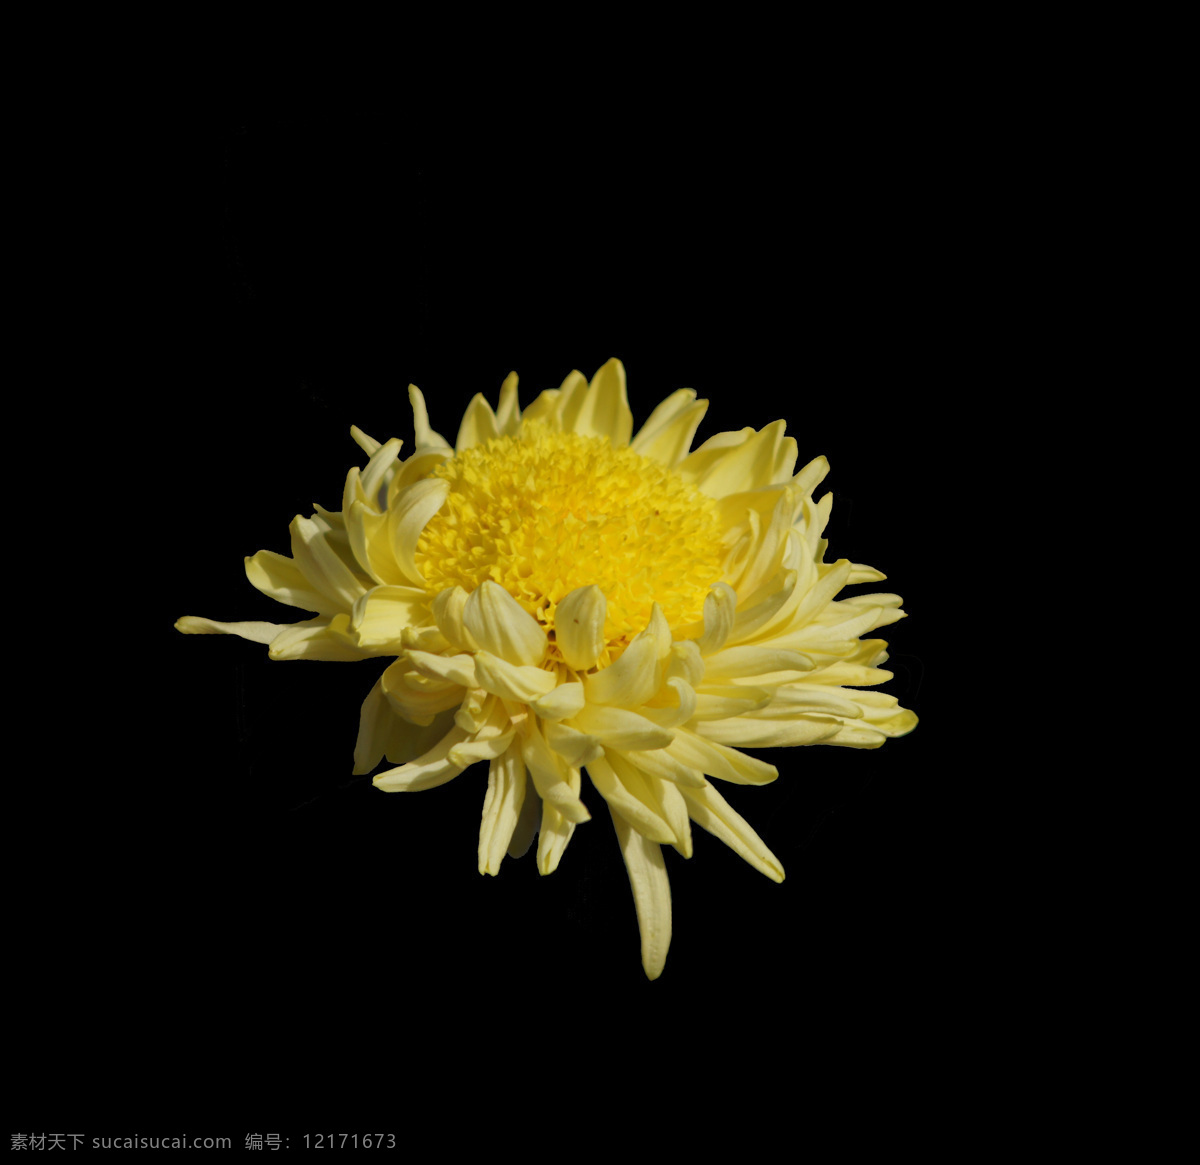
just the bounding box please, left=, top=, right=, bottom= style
left=610, top=807, right=672, bottom=980
left=630, top=389, right=708, bottom=467
left=408, top=384, right=452, bottom=450
left=584, top=624, right=660, bottom=707
left=495, top=372, right=521, bottom=436
left=456, top=392, right=500, bottom=451
left=373, top=724, right=471, bottom=791
left=174, top=615, right=280, bottom=645
left=507, top=780, right=541, bottom=859
left=554, top=585, right=607, bottom=671
left=679, top=782, right=785, bottom=883
left=388, top=478, right=451, bottom=585
left=521, top=726, right=591, bottom=824
left=532, top=681, right=586, bottom=721
left=405, top=649, right=478, bottom=689
left=464, top=580, right=547, bottom=666
left=431, top=585, right=478, bottom=651
left=666, top=729, right=779, bottom=785
left=245, top=549, right=342, bottom=616
left=479, top=746, right=527, bottom=874
left=561, top=357, right=633, bottom=446
left=586, top=756, right=677, bottom=845
left=569, top=704, right=675, bottom=752
left=348, top=585, right=430, bottom=651
left=353, top=675, right=392, bottom=775
left=472, top=650, right=557, bottom=702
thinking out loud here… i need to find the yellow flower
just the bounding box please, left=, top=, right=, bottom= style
left=176, top=359, right=917, bottom=978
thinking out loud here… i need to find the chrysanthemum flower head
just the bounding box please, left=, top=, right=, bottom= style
left=177, top=359, right=917, bottom=978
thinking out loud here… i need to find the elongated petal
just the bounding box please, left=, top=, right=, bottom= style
left=389, top=478, right=451, bottom=585
left=554, top=585, right=607, bottom=671
left=521, top=725, right=591, bottom=824
left=479, top=746, right=527, bottom=874
left=679, top=782, right=785, bottom=883
left=495, top=372, right=521, bottom=436
left=560, top=357, right=633, bottom=446
left=472, top=651, right=557, bottom=702
left=610, top=807, right=672, bottom=980
left=630, top=389, right=708, bottom=467
left=269, top=617, right=370, bottom=661
left=586, top=756, right=676, bottom=845
left=570, top=704, right=675, bottom=752
left=373, top=724, right=470, bottom=791
left=174, top=616, right=280, bottom=645
left=584, top=625, right=660, bottom=707
left=666, top=729, right=779, bottom=785
left=532, top=681, right=586, bottom=721
left=464, top=581, right=547, bottom=666
left=432, top=585, right=478, bottom=651
left=408, top=384, right=452, bottom=450
left=245, top=549, right=341, bottom=616
left=456, top=392, right=500, bottom=451
left=349, top=585, right=430, bottom=651
left=406, top=649, right=478, bottom=689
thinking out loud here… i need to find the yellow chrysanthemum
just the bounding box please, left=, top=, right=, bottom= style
left=176, top=359, right=917, bottom=978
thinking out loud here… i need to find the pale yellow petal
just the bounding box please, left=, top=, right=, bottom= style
left=388, top=478, right=451, bottom=585
left=455, top=392, right=500, bottom=452
left=244, top=549, right=341, bottom=616
left=531, top=681, right=586, bottom=721
left=405, top=649, right=478, bottom=689
left=431, top=585, right=478, bottom=652
left=666, top=729, right=779, bottom=785
left=495, top=372, right=521, bottom=436
left=373, top=723, right=470, bottom=791
left=585, top=755, right=677, bottom=845
left=174, top=615, right=280, bottom=645
left=569, top=704, right=675, bottom=752
left=472, top=650, right=557, bottom=703
left=610, top=807, right=672, bottom=980
left=463, top=580, right=547, bottom=666
left=479, top=746, right=527, bottom=874
left=348, top=585, right=430, bottom=651
left=560, top=358, right=633, bottom=446
left=554, top=585, right=607, bottom=671
left=679, top=782, right=784, bottom=883
left=269, top=617, right=370, bottom=661
left=629, top=389, right=708, bottom=467
left=521, top=724, right=591, bottom=824
left=408, top=384, right=452, bottom=450
left=584, top=624, right=660, bottom=707
left=289, top=515, right=369, bottom=611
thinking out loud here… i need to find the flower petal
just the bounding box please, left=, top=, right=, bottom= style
left=464, top=580, right=547, bottom=667
left=373, top=723, right=471, bottom=791
left=456, top=392, right=500, bottom=452
left=560, top=357, right=633, bottom=447
left=554, top=585, right=607, bottom=671
left=521, top=724, right=591, bottom=825
left=408, top=384, right=453, bottom=450
left=629, top=388, right=708, bottom=467
left=583, top=624, right=661, bottom=708
left=472, top=650, right=557, bottom=703
left=388, top=478, right=451, bottom=586
left=666, top=729, right=779, bottom=785
left=174, top=615, right=280, bottom=645
left=679, top=782, right=785, bottom=883
left=585, top=755, right=677, bottom=845
left=244, top=549, right=341, bottom=616
left=569, top=704, right=675, bottom=752
left=610, top=807, right=672, bottom=980
left=478, top=746, right=527, bottom=875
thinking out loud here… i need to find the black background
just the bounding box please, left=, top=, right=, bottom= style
left=19, top=100, right=977, bottom=1129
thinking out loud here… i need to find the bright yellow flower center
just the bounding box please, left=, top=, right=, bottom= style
left=416, top=422, right=725, bottom=661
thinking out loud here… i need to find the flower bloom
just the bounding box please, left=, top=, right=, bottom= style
left=177, top=359, right=916, bottom=978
